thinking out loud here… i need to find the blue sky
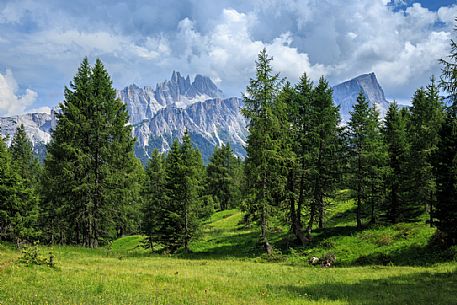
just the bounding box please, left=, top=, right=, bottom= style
left=0, top=0, right=456, bottom=115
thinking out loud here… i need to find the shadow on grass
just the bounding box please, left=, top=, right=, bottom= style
left=326, top=206, right=358, bottom=226
left=272, top=270, right=457, bottom=305
left=353, top=243, right=457, bottom=267
left=183, top=230, right=262, bottom=260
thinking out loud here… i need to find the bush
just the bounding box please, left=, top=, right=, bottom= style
left=18, top=242, right=54, bottom=267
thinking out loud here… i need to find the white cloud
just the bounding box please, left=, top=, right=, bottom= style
left=27, top=106, right=51, bottom=114
left=373, top=31, right=450, bottom=88
left=0, top=0, right=456, bottom=105
left=437, top=5, right=457, bottom=24
left=172, top=8, right=329, bottom=93
left=28, top=30, right=171, bottom=62
left=0, top=69, right=38, bottom=116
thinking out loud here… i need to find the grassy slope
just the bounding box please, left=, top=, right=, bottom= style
left=0, top=197, right=456, bottom=304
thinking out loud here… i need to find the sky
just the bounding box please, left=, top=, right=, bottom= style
left=0, top=0, right=456, bottom=116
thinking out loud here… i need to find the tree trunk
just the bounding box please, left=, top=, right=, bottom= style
left=356, top=154, right=362, bottom=229
left=318, top=193, right=324, bottom=229
left=357, top=190, right=362, bottom=229
left=288, top=169, right=296, bottom=233
left=306, top=199, right=316, bottom=238
left=261, top=204, right=272, bottom=255
left=288, top=168, right=308, bottom=244
left=184, top=199, right=189, bottom=252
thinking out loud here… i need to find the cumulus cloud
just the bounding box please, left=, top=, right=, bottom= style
left=0, top=0, right=455, bottom=107
left=170, top=9, right=329, bottom=94
left=0, top=69, right=38, bottom=116
left=27, top=106, right=51, bottom=114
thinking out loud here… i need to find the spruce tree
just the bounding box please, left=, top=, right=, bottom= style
left=348, top=92, right=372, bottom=228
left=142, top=149, right=166, bottom=251
left=42, top=58, right=142, bottom=247
left=286, top=75, right=313, bottom=243
left=10, top=124, right=42, bottom=187
left=365, top=105, right=388, bottom=224
left=242, top=49, right=284, bottom=254
left=0, top=133, right=39, bottom=244
left=156, top=132, right=204, bottom=252
left=206, top=143, right=241, bottom=210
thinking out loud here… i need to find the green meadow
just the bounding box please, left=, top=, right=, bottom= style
left=1, top=196, right=456, bottom=305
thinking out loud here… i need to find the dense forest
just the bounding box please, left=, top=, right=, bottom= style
left=1, top=28, right=457, bottom=255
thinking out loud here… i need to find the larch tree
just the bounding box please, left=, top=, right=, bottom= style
left=434, top=20, right=457, bottom=245
left=407, top=79, right=444, bottom=224
left=305, top=76, right=341, bottom=234
left=383, top=102, right=410, bottom=224
left=242, top=49, right=284, bottom=254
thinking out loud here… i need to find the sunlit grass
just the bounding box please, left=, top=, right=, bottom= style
left=1, top=200, right=456, bottom=304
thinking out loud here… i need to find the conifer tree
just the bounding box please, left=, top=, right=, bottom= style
left=407, top=79, right=444, bottom=223
left=156, top=132, right=204, bottom=252
left=142, top=149, right=166, bottom=250
left=383, top=102, right=410, bottom=224
left=282, top=76, right=311, bottom=243
left=242, top=49, right=284, bottom=254
left=348, top=92, right=388, bottom=228
left=0, top=134, right=39, bottom=244
left=42, top=58, right=142, bottom=247
left=305, top=76, right=341, bottom=233
left=435, top=20, right=457, bottom=245
left=206, top=143, right=241, bottom=210
left=10, top=124, right=42, bottom=187
left=348, top=92, right=372, bottom=228
left=365, top=105, right=388, bottom=224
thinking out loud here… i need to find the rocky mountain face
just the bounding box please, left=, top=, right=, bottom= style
left=0, top=112, right=56, bottom=159
left=118, top=71, right=223, bottom=125
left=118, top=72, right=242, bottom=163
left=133, top=97, right=247, bottom=163
left=0, top=71, right=392, bottom=163
left=332, top=72, right=390, bottom=122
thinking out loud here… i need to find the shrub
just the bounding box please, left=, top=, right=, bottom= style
left=18, top=242, right=54, bottom=267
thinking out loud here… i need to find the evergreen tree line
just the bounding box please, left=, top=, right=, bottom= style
left=241, top=44, right=457, bottom=251
left=1, top=25, right=457, bottom=251
left=0, top=58, right=243, bottom=251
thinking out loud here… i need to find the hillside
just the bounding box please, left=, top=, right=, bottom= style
left=185, top=192, right=454, bottom=266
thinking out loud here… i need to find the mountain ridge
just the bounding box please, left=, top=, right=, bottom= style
left=0, top=71, right=392, bottom=163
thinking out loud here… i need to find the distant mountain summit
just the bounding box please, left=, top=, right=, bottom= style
left=117, top=71, right=243, bottom=163
left=118, top=71, right=223, bottom=125
left=332, top=72, right=390, bottom=122
left=0, top=71, right=396, bottom=163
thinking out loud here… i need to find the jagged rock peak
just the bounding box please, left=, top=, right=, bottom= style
left=332, top=72, right=390, bottom=122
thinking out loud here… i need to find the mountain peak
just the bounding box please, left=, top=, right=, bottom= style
left=332, top=72, right=389, bottom=122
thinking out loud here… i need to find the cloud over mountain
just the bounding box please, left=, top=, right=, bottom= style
left=0, top=0, right=455, bottom=112
left=0, top=69, right=37, bottom=116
